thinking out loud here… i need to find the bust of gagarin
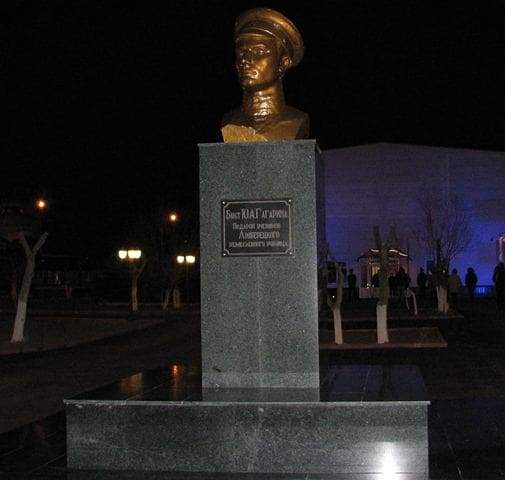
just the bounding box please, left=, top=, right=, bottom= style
left=221, top=8, right=309, bottom=142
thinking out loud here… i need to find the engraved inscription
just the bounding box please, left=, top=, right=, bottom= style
left=222, top=199, right=292, bottom=256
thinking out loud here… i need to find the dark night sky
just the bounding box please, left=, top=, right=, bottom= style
left=5, top=1, right=505, bottom=261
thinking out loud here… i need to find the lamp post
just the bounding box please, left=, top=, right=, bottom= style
left=117, top=248, right=145, bottom=313
left=176, top=254, right=196, bottom=305
left=159, top=211, right=181, bottom=309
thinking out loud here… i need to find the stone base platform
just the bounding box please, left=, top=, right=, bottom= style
left=65, top=365, right=429, bottom=477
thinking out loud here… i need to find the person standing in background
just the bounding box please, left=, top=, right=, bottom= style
left=465, top=267, right=478, bottom=302
left=493, top=262, right=505, bottom=312
left=347, top=269, right=357, bottom=301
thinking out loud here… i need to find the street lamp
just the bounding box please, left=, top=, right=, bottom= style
left=175, top=254, right=197, bottom=304
left=35, top=198, right=47, bottom=211
left=167, top=212, right=179, bottom=223
left=117, top=248, right=145, bottom=313
left=161, top=210, right=179, bottom=270
left=118, top=249, right=142, bottom=261
left=176, top=254, right=196, bottom=265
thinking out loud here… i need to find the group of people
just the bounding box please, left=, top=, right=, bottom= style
left=416, top=266, right=477, bottom=308
left=418, top=263, right=505, bottom=311
left=416, top=266, right=473, bottom=308
left=369, top=267, right=411, bottom=303
left=444, top=267, right=478, bottom=308
left=345, top=263, right=505, bottom=311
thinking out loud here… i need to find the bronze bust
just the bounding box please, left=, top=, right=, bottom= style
left=221, top=8, right=309, bottom=142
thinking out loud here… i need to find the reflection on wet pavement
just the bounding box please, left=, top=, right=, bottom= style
left=2, top=362, right=505, bottom=479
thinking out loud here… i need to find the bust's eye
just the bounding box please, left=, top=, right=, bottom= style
left=253, top=47, right=266, bottom=55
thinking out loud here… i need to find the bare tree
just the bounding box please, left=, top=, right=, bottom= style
left=373, top=226, right=397, bottom=344
left=0, top=204, right=40, bottom=305
left=129, top=258, right=147, bottom=313
left=319, top=243, right=344, bottom=344
left=413, top=189, right=473, bottom=313
left=11, top=232, right=48, bottom=343
left=0, top=204, right=47, bottom=343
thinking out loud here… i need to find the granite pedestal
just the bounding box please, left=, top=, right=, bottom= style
left=65, top=141, right=429, bottom=477
left=199, top=140, right=325, bottom=389
left=65, top=365, right=429, bottom=476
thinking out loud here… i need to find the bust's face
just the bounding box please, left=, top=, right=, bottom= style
left=235, top=32, right=284, bottom=91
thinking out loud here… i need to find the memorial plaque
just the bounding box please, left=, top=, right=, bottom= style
left=222, top=199, right=293, bottom=256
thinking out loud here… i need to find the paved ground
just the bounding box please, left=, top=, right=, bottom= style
left=0, top=304, right=198, bottom=355
left=2, top=296, right=505, bottom=478
left=0, top=296, right=502, bottom=421
left=0, top=306, right=200, bottom=433
left=325, top=296, right=505, bottom=399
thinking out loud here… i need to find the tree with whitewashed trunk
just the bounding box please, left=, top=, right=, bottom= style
left=172, top=286, right=181, bottom=309
left=129, top=259, right=147, bottom=312
left=319, top=243, right=344, bottom=344
left=0, top=205, right=40, bottom=306
left=373, top=226, right=396, bottom=344
left=405, top=288, right=418, bottom=316
left=329, top=261, right=344, bottom=344
left=413, top=189, right=472, bottom=313
left=433, top=241, right=450, bottom=314
left=10, top=232, right=48, bottom=343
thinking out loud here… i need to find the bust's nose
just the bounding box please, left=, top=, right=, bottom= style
left=239, top=49, right=254, bottom=65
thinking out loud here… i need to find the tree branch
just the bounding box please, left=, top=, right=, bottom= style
left=33, top=232, right=49, bottom=254
left=18, top=232, right=31, bottom=257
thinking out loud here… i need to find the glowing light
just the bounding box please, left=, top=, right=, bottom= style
left=378, top=443, right=400, bottom=479
left=168, top=212, right=179, bottom=223
left=118, top=249, right=142, bottom=261
left=176, top=254, right=196, bottom=264
left=119, top=372, right=145, bottom=394
left=127, top=249, right=142, bottom=260
left=171, top=364, right=183, bottom=394
left=36, top=199, right=47, bottom=210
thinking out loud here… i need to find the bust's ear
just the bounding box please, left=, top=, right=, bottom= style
left=278, top=55, right=292, bottom=76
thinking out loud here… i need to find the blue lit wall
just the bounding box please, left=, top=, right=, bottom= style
left=322, top=143, right=505, bottom=286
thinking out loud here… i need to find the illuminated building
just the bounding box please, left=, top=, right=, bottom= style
left=323, top=143, right=505, bottom=288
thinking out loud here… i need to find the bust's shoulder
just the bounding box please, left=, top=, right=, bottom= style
left=275, top=107, right=309, bottom=139
left=282, top=106, right=308, bottom=120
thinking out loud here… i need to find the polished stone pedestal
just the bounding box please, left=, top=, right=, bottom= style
left=65, top=365, right=429, bottom=476
left=65, top=140, right=429, bottom=477
left=199, top=140, right=325, bottom=389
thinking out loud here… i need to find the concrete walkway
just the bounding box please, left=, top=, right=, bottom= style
left=0, top=310, right=201, bottom=434
left=0, top=305, right=198, bottom=355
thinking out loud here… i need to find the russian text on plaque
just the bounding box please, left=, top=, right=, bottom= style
left=222, top=199, right=293, bottom=256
